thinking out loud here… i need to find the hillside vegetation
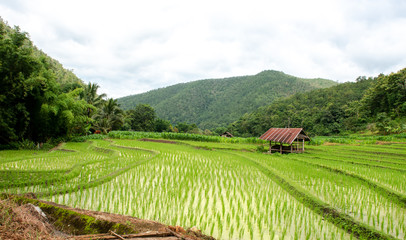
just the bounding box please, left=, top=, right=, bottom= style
left=230, top=68, right=406, bottom=136
left=117, top=71, right=337, bottom=129
left=0, top=19, right=124, bottom=147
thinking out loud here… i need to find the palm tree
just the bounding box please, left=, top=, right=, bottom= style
left=80, top=83, right=107, bottom=118
left=93, top=98, right=124, bottom=134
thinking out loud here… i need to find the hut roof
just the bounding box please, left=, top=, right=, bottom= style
left=221, top=132, right=234, bottom=137
left=259, top=128, right=310, bottom=144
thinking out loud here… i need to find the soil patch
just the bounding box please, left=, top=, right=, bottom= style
left=322, top=142, right=339, bottom=146
left=57, top=149, right=76, bottom=152
left=0, top=194, right=215, bottom=240
left=0, top=197, right=65, bottom=240
left=139, top=138, right=178, bottom=144
left=49, top=143, right=66, bottom=152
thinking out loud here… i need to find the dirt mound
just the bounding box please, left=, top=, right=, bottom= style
left=0, top=198, right=64, bottom=240
left=0, top=195, right=215, bottom=240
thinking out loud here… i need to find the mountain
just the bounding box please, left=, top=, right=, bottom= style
left=117, top=70, right=337, bottom=129
left=230, top=67, right=406, bottom=137
left=228, top=77, right=378, bottom=137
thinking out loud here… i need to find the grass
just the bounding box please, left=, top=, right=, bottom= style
left=310, top=133, right=406, bottom=145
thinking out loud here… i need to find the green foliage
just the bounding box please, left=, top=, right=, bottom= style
left=174, top=122, right=199, bottom=133
left=0, top=21, right=40, bottom=144
left=92, top=98, right=124, bottom=134
left=108, top=131, right=267, bottom=144
left=256, top=145, right=268, bottom=153
left=117, top=70, right=337, bottom=129
left=15, top=139, right=36, bottom=150
left=374, top=113, right=406, bottom=135
left=361, top=69, right=406, bottom=118
left=124, top=104, right=156, bottom=132
left=359, top=68, right=406, bottom=134
left=213, top=127, right=228, bottom=136
left=228, top=77, right=376, bottom=137
left=38, top=88, right=94, bottom=139
left=229, top=69, right=406, bottom=137
left=154, top=118, right=171, bottom=132
left=70, top=134, right=108, bottom=142
left=0, top=19, right=93, bottom=145
left=309, top=133, right=406, bottom=145
left=80, top=83, right=107, bottom=118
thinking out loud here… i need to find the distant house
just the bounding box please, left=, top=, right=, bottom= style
left=259, top=128, right=310, bottom=153
left=221, top=132, right=234, bottom=138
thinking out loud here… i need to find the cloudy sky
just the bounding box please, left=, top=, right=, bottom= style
left=1, top=0, right=406, bottom=98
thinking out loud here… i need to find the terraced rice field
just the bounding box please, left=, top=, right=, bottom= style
left=1, top=137, right=406, bottom=239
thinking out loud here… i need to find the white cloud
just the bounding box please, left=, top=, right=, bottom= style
left=1, top=0, right=406, bottom=98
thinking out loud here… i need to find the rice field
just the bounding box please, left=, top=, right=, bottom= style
left=1, top=136, right=406, bottom=239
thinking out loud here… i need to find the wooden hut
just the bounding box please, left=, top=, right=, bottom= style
left=221, top=131, right=234, bottom=138
left=259, top=128, right=310, bottom=153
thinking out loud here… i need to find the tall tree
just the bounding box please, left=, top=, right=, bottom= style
left=126, top=104, right=156, bottom=132
left=80, top=82, right=107, bottom=118
left=0, top=22, right=41, bottom=144
left=154, top=118, right=171, bottom=132
left=361, top=68, right=406, bottom=118
left=39, top=88, right=94, bottom=139
left=93, top=98, right=124, bottom=134
left=0, top=20, right=93, bottom=144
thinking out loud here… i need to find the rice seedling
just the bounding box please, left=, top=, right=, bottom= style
left=3, top=136, right=405, bottom=239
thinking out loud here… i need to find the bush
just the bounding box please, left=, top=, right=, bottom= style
left=108, top=131, right=267, bottom=144
left=70, top=134, right=108, bottom=142
left=256, top=145, right=268, bottom=153
left=16, top=139, right=36, bottom=150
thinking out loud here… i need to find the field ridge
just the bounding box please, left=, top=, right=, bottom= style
left=288, top=156, right=406, bottom=209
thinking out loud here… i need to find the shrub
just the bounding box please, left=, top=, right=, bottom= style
left=108, top=131, right=267, bottom=144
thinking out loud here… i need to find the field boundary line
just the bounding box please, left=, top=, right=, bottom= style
left=305, top=155, right=406, bottom=172
left=309, top=148, right=406, bottom=162
left=289, top=156, right=406, bottom=209
left=36, top=145, right=160, bottom=198
left=0, top=157, right=110, bottom=190
left=307, top=149, right=406, bottom=167
left=110, top=144, right=159, bottom=155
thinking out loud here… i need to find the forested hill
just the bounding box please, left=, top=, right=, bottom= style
left=229, top=67, right=406, bottom=137
left=117, top=71, right=337, bottom=129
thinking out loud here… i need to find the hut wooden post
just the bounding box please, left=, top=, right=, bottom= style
left=290, top=144, right=293, bottom=153
left=302, top=139, right=304, bottom=152
left=280, top=143, right=282, bottom=154
left=296, top=138, right=299, bottom=153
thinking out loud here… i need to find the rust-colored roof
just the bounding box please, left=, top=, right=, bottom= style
left=259, top=128, right=310, bottom=144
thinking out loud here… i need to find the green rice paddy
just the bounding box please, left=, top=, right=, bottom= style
left=1, top=135, right=405, bottom=239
